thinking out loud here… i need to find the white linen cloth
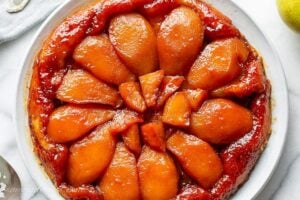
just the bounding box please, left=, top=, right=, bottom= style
left=0, top=0, right=65, bottom=44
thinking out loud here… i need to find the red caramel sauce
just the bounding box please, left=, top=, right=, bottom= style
left=28, top=0, right=271, bottom=199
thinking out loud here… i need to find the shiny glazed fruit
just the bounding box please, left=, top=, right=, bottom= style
left=157, top=6, right=204, bottom=75
left=190, top=98, right=253, bottom=144
left=27, top=0, right=271, bottom=199
left=109, top=13, right=158, bottom=75
left=188, top=38, right=249, bottom=90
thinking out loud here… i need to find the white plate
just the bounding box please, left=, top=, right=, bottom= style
left=14, top=0, right=289, bottom=199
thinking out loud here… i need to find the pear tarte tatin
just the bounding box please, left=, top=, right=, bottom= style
left=28, top=0, right=271, bottom=199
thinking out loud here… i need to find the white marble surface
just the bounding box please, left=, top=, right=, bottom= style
left=0, top=0, right=299, bottom=199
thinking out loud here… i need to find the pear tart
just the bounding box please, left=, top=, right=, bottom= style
left=28, top=0, right=271, bottom=199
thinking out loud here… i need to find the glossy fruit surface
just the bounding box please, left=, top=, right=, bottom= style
left=190, top=99, right=253, bottom=144
left=73, top=35, right=135, bottom=85
left=99, top=143, right=140, bottom=200
left=67, top=124, right=116, bottom=186
left=119, top=82, right=147, bottom=112
left=139, top=70, right=164, bottom=107
left=122, top=124, right=142, bottom=156
left=109, top=13, right=158, bottom=75
left=167, top=131, right=223, bottom=189
left=187, top=38, right=249, bottom=90
left=27, top=0, right=271, bottom=199
left=157, top=6, right=204, bottom=75
left=47, top=105, right=115, bottom=143
left=56, top=69, right=121, bottom=106
left=138, top=146, right=179, bottom=200
left=141, top=121, right=165, bottom=151
left=162, top=92, right=191, bottom=127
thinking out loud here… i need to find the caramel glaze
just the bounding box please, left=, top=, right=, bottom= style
left=28, top=0, right=271, bottom=199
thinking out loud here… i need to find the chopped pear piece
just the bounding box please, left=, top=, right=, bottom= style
left=73, top=34, right=135, bottom=85
left=138, top=146, right=178, bottom=200
left=141, top=121, right=165, bottom=151
left=47, top=104, right=115, bottom=143
left=56, top=69, right=121, bottom=106
left=67, top=124, right=116, bottom=186
left=184, top=89, right=208, bottom=111
left=187, top=38, right=249, bottom=90
left=119, top=82, right=147, bottom=113
left=190, top=99, right=253, bottom=144
left=211, top=58, right=266, bottom=98
left=162, top=92, right=191, bottom=127
left=157, top=6, right=204, bottom=75
left=109, top=13, right=158, bottom=75
left=167, top=131, right=223, bottom=189
left=156, top=76, right=185, bottom=108
left=99, top=143, right=140, bottom=200
left=122, top=124, right=142, bottom=156
left=67, top=109, right=143, bottom=186
left=139, top=70, right=164, bottom=107
left=109, top=109, right=144, bottom=135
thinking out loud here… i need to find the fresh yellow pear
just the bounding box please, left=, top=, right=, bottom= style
left=277, top=0, right=300, bottom=32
